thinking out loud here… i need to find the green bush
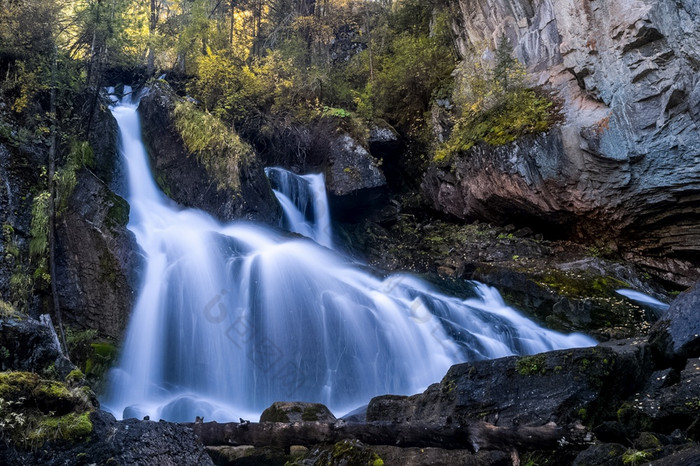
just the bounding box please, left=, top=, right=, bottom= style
left=435, top=89, right=554, bottom=163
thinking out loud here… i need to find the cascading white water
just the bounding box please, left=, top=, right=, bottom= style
left=265, top=167, right=333, bottom=249
left=102, top=94, right=596, bottom=422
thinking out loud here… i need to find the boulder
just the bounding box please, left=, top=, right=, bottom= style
left=260, top=401, right=337, bottom=423
left=631, top=357, right=700, bottom=434
left=425, top=0, right=700, bottom=286
left=138, top=81, right=281, bottom=224
left=649, top=281, right=700, bottom=365
left=325, top=133, right=387, bottom=221
left=367, top=342, right=652, bottom=428
left=0, top=317, right=73, bottom=378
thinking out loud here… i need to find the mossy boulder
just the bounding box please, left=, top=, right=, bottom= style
left=288, top=440, right=384, bottom=466
left=0, top=370, right=97, bottom=449
left=260, top=401, right=337, bottom=423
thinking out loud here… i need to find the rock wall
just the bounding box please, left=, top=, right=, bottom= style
left=0, top=143, right=39, bottom=308
left=424, top=0, right=700, bottom=285
left=55, top=102, right=141, bottom=339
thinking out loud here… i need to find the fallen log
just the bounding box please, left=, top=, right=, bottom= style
left=186, top=420, right=592, bottom=452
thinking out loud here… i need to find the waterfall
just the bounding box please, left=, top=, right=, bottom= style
left=265, top=167, right=333, bottom=249
left=102, top=94, right=595, bottom=423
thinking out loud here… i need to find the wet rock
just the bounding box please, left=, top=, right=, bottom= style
left=632, top=358, right=700, bottom=435
left=572, top=443, right=627, bottom=466
left=367, top=342, right=652, bottom=428
left=649, top=281, right=700, bottom=365
left=325, top=133, right=388, bottom=221
left=138, top=81, right=281, bottom=224
left=260, top=402, right=337, bottom=423
left=0, top=317, right=73, bottom=378
left=649, top=445, right=700, bottom=465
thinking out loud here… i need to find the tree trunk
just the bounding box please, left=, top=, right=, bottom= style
left=188, top=420, right=592, bottom=452
left=147, top=0, right=157, bottom=76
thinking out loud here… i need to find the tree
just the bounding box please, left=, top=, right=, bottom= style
left=493, top=34, right=519, bottom=95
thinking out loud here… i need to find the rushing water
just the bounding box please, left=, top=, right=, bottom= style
left=265, top=167, right=333, bottom=249
left=102, top=92, right=595, bottom=422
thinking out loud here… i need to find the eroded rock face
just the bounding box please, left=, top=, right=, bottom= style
left=425, top=0, right=700, bottom=286
left=138, top=82, right=281, bottom=224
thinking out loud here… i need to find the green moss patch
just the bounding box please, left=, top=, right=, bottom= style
left=0, top=371, right=95, bottom=449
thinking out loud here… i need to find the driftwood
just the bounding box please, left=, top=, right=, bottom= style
left=187, top=420, right=592, bottom=452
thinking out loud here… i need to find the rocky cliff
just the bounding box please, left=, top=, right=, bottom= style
left=54, top=102, right=141, bottom=340
left=424, top=0, right=700, bottom=286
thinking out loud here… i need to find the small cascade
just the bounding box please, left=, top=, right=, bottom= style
left=102, top=94, right=596, bottom=424
left=265, top=167, right=333, bottom=249
left=616, top=288, right=670, bottom=320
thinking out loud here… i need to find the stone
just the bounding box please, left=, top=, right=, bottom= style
left=369, top=445, right=510, bottom=466
left=632, top=358, right=700, bottom=433
left=367, top=342, right=652, bottom=428
left=260, top=401, right=337, bottom=423
left=0, top=317, right=74, bottom=378
left=0, top=411, right=215, bottom=466
left=572, top=443, right=627, bottom=466
left=649, top=281, right=700, bottom=364
left=325, top=133, right=388, bottom=221
left=55, top=171, right=141, bottom=339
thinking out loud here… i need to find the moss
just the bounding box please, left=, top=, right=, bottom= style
left=28, top=411, right=93, bottom=444
left=301, top=405, right=323, bottom=422
left=434, top=88, right=555, bottom=163
left=0, top=371, right=40, bottom=400
left=635, top=432, right=661, bottom=450
left=0, top=371, right=95, bottom=449
left=330, top=440, right=384, bottom=465
left=516, top=354, right=547, bottom=376
left=155, top=173, right=172, bottom=197
left=65, top=369, right=85, bottom=384
left=622, top=449, right=650, bottom=465
left=98, top=252, right=119, bottom=286
left=617, top=403, right=653, bottom=433
left=105, top=191, right=130, bottom=229
left=261, top=405, right=290, bottom=423
left=537, top=271, right=629, bottom=299
left=85, top=342, right=117, bottom=381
